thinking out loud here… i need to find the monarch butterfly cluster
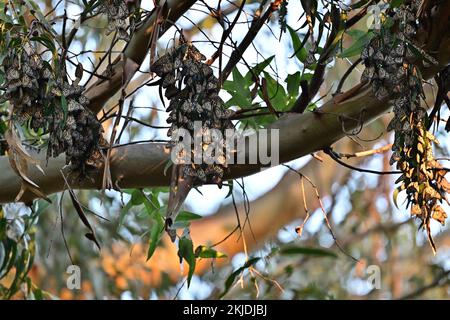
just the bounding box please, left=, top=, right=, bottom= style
left=1, top=40, right=52, bottom=132
left=47, top=67, right=105, bottom=175
left=100, top=0, right=132, bottom=41
left=151, top=40, right=235, bottom=187
left=361, top=0, right=448, bottom=252
left=0, top=35, right=104, bottom=176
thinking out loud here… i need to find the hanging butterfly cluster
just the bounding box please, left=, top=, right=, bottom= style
left=361, top=0, right=447, bottom=252
left=48, top=76, right=104, bottom=174
left=0, top=37, right=104, bottom=175
left=99, top=0, right=133, bottom=41
left=278, top=0, right=289, bottom=34
left=151, top=42, right=234, bottom=186
left=2, top=42, right=52, bottom=130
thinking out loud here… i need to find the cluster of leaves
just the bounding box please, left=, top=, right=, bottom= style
left=109, top=186, right=340, bottom=295
left=223, top=55, right=313, bottom=128
left=224, top=0, right=348, bottom=126
left=361, top=0, right=447, bottom=252
left=0, top=203, right=47, bottom=299
left=117, top=187, right=227, bottom=288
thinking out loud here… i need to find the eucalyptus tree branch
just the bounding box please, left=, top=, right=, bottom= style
left=220, top=0, right=283, bottom=84
left=0, top=0, right=449, bottom=204
left=84, top=0, right=197, bottom=114
left=291, top=4, right=341, bottom=113
left=1, top=42, right=448, bottom=203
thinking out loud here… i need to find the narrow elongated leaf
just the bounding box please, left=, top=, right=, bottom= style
left=30, top=36, right=56, bottom=54
left=339, top=31, right=374, bottom=58
left=176, top=211, right=202, bottom=222
left=147, top=218, right=164, bottom=260
left=66, top=186, right=101, bottom=250
left=144, top=194, right=164, bottom=260
left=393, top=187, right=401, bottom=209
left=244, top=56, right=275, bottom=82
left=287, top=26, right=307, bottom=63
left=60, top=95, right=68, bottom=126
left=195, top=246, right=227, bottom=259
left=280, top=246, right=337, bottom=258
left=220, top=257, right=260, bottom=298
left=0, top=239, right=17, bottom=280
left=178, top=236, right=196, bottom=287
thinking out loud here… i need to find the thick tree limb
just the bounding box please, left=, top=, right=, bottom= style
left=1, top=38, right=449, bottom=203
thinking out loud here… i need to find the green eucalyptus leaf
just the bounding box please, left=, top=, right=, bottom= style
left=285, top=71, right=301, bottom=98
left=287, top=25, right=307, bottom=63
left=176, top=211, right=202, bottom=222
left=244, top=55, right=275, bottom=82
left=195, top=246, right=227, bottom=259
left=147, top=218, right=164, bottom=260
left=220, top=257, right=260, bottom=298
left=178, top=236, right=196, bottom=287
left=260, top=71, right=288, bottom=110
left=280, top=246, right=337, bottom=258
left=60, top=95, right=68, bottom=126
left=339, top=31, right=374, bottom=58
left=390, top=0, right=405, bottom=8
left=130, top=189, right=145, bottom=206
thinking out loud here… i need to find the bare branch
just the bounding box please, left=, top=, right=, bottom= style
left=84, top=0, right=197, bottom=114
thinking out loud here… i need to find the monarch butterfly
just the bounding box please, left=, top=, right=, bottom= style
left=374, top=85, right=389, bottom=100
left=6, top=68, right=20, bottom=81
left=68, top=99, right=84, bottom=112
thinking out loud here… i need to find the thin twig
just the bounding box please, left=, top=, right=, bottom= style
left=324, top=147, right=401, bottom=175
left=333, top=143, right=393, bottom=159
left=398, top=269, right=450, bottom=300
